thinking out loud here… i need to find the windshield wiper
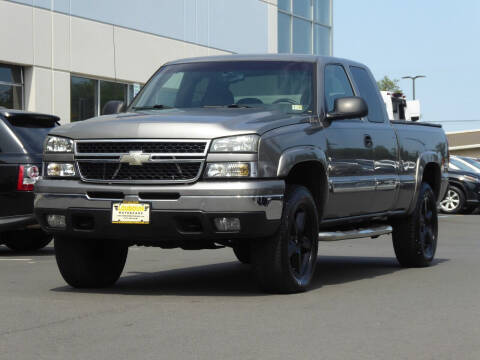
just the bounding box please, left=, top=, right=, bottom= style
left=132, top=104, right=174, bottom=110
left=202, top=104, right=252, bottom=109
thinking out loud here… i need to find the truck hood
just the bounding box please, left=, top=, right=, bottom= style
left=51, top=108, right=309, bottom=140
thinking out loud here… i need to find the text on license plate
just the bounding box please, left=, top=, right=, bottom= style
left=112, top=202, right=150, bottom=224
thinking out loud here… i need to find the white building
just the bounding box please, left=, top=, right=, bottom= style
left=0, top=0, right=333, bottom=123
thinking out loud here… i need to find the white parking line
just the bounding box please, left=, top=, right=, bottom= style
left=0, top=258, right=33, bottom=261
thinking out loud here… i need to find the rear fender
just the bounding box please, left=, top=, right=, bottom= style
left=408, top=151, right=444, bottom=213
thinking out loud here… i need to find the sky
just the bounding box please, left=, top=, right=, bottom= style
left=333, top=0, right=480, bottom=133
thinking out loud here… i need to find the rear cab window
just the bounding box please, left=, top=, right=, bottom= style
left=349, top=66, right=386, bottom=123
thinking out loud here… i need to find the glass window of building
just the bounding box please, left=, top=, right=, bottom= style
left=100, top=80, right=127, bottom=114
left=71, top=76, right=140, bottom=121
left=71, top=76, right=97, bottom=122
left=314, top=24, right=330, bottom=55
left=293, top=0, right=312, bottom=19
left=293, top=18, right=312, bottom=54
left=0, top=63, right=23, bottom=110
left=278, top=0, right=291, bottom=12
left=278, top=12, right=292, bottom=53
left=278, top=0, right=332, bottom=55
left=314, top=0, right=331, bottom=26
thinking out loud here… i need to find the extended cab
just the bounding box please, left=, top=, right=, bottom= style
left=34, top=55, right=448, bottom=293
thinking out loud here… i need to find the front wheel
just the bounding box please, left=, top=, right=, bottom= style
left=392, top=182, right=438, bottom=267
left=55, top=236, right=128, bottom=288
left=252, top=185, right=319, bottom=293
left=3, top=230, right=52, bottom=252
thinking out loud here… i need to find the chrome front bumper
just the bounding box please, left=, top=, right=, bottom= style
left=34, top=179, right=285, bottom=220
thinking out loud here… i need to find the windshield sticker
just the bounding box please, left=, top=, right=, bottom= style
left=292, top=105, right=303, bottom=111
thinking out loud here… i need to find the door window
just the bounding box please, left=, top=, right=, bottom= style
left=324, top=64, right=354, bottom=113
left=350, top=66, right=385, bottom=123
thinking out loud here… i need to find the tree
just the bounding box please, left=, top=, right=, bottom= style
left=377, top=76, right=402, bottom=93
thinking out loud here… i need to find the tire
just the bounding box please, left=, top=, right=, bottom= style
left=392, top=182, right=438, bottom=267
left=232, top=242, right=251, bottom=264
left=55, top=236, right=128, bottom=288
left=439, top=186, right=465, bottom=214
left=3, top=230, right=52, bottom=252
left=252, top=185, right=319, bottom=293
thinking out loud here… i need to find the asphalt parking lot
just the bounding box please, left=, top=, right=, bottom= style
left=1, top=214, right=479, bottom=360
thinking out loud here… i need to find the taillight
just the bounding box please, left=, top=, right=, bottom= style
left=17, top=165, right=40, bottom=191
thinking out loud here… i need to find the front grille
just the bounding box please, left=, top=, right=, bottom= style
left=78, top=162, right=202, bottom=182
left=76, top=141, right=206, bottom=154
left=75, top=139, right=208, bottom=183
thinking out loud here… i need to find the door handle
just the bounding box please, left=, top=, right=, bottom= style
left=364, top=135, right=373, bottom=148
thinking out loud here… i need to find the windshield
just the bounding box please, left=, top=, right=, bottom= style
left=130, top=61, right=314, bottom=114
left=449, top=157, right=480, bottom=174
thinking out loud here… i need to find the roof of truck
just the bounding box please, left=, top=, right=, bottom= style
left=166, top=54, right=366, bottom=67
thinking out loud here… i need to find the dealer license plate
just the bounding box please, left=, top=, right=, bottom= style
left=112, top=202, right=150, bottom=224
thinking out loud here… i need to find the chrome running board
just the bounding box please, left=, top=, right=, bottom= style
left=318, top=225, right=392, bottom=242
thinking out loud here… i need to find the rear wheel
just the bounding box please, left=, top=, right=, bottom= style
left=439, top=186, right=464, bottom=214
left=3, top=230, right=52, bottom=252
left=55, top=236, right=128, bottom=288
left=392, top=182, right=438, bottom=267
left=252, top=185, right=319, bottom=293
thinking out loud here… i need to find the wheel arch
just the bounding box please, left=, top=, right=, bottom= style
left=408, top=151, right=443, bottom=213
left=277, top=146, right=329, bottom=220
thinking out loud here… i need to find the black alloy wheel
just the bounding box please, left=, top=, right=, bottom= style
left=392, top=182, right=438, bottom=267
left=252, top=185, right=319, bottom=293
left=288, top=205, right=316, bottom=285
left=419, top=192, right=438, bottom=260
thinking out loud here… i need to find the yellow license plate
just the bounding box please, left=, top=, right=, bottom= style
left=112, top=202, right=150, bottom=224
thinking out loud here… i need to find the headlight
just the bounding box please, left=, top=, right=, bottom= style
left=205, top=162, right=257, bottom=178
left=462, top=175, right=480, bottom=183
left=210, top=135, right=259, bottom=153
left=47, top=163, right=76, bottom=177
left=45, top=136, right=74, bottom=153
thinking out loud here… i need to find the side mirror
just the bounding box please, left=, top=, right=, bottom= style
left=102, top=100, right=125, bottom=115
left=326, top=96, right=368, bottom=121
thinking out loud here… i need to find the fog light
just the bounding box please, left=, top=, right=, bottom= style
left=47, top=163, right=76, bottom=177
left=214, top=217, right=241, bottom=232
left=46, top=214, right=66, bottom=229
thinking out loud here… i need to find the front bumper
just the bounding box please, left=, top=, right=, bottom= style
left=34, top=179, right=284, bottom=242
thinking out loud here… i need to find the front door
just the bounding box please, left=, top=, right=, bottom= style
left=349, top=66, right=400, bottom=213
left=322, top=64, right=376, bottom=219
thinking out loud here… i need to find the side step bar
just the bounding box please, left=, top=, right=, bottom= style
left=318, top=225, right=392, bottom=242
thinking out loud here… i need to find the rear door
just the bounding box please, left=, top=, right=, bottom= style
left=322, top=64, right=376, bottom=219
left=349, top=66, right=400, bottom=213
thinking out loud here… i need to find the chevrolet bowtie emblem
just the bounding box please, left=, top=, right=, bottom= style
left=120, top=151, right=151, bottom=166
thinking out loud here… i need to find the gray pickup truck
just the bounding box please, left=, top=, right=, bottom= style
left=35, top=55, right=448, bottom=293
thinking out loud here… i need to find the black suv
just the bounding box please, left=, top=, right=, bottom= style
left=0, top=109, right=58, bottom=251
left=439, top=155, right=480, bottom=214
